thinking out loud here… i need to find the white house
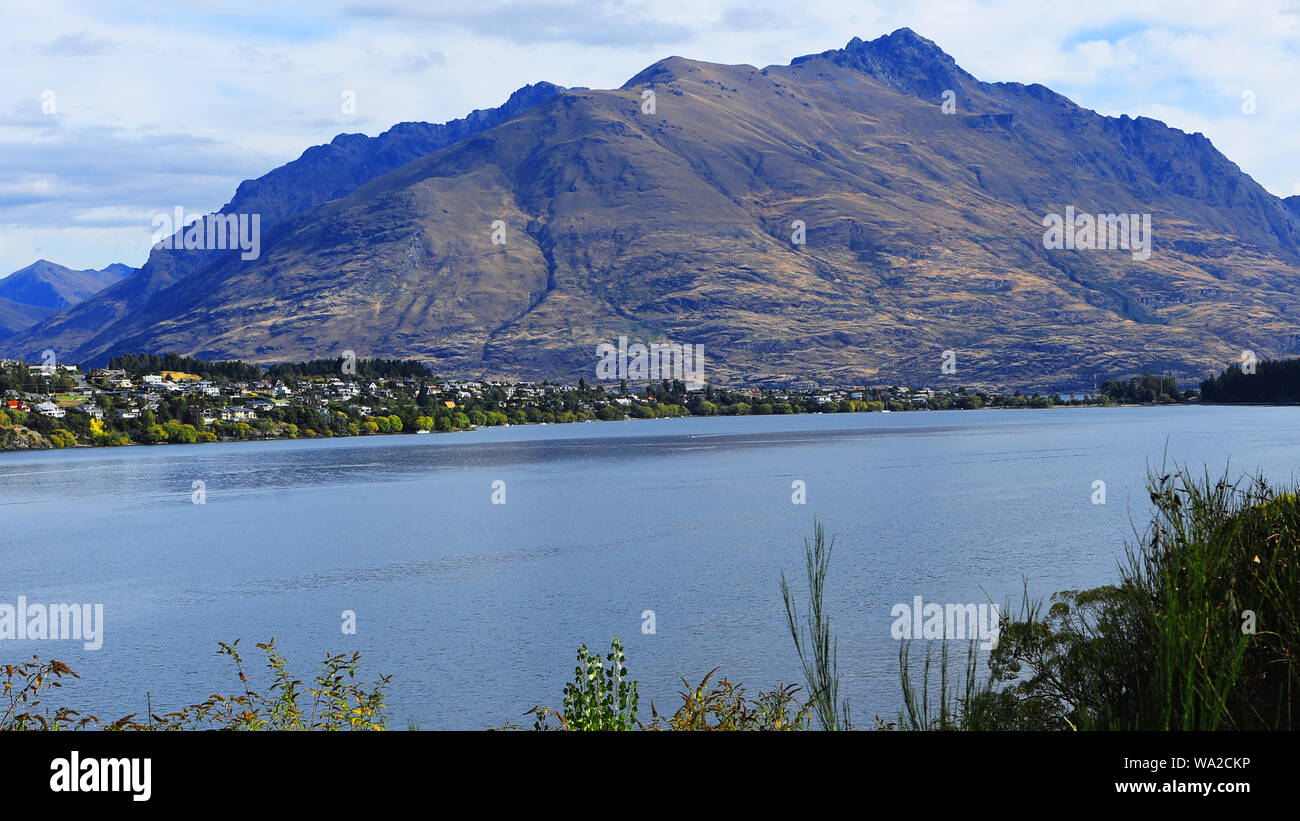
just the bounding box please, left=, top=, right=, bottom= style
left=220, top=407, right=256, bottom=422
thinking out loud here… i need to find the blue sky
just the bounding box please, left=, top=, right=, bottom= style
left=1, top=0, right=1297, bottom=275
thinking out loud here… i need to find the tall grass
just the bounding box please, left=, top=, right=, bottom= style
left=781, top=519, right=852, bottom=730
left=898, top=639, right=988, bottom=730
left=1123, top=467, right=1298, bottom=729
left=904, top=465, right=1300, bottom=731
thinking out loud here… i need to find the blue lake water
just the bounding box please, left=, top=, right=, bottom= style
left=2, top=406, right=1298, bottom=729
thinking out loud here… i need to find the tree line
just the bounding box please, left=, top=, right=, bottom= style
left=1200, top=357, right=1300, bottom=403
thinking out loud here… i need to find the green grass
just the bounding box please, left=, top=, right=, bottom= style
left=900, top=465, right=1300, bottom=731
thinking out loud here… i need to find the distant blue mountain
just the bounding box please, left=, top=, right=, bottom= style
left=0, top=259, right=133, bottom=310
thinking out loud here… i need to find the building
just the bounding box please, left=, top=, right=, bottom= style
left=220, top=407, right=256, bottom=422
left=34, top=402, right=66, bottom=418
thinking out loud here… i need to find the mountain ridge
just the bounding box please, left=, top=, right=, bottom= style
left=0, top=259, right=134, bottom=310
left=0, top=260, right=132, bottom=339
left=0, top=81, right=566, bottom=363
left=5, top=30, right=1299, bottom=391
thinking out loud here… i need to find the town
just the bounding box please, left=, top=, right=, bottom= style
left=0, top=354, right=1190, bottom=451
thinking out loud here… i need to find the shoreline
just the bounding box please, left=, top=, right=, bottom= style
left=0, top=398, right=1206, bottom=455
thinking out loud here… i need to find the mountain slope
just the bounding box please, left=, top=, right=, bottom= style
left=9, top=30, right=1300, bottom=390
left=0, top=297, right=55, bottom=341
left=0, top=260, right=129, bottom=340
left=0, top=82, right=564, bottom=363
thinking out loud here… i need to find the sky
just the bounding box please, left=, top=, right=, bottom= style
left=1, top=0, right=1297, bottom=276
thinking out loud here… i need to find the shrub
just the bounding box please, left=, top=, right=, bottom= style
left=951, top=467, right=1300, bottom=730
left=1, top=639, right=392, bottom=731
left=649, top=669, right=811, bottom=731
left=528, top=638, right=639, bottom=730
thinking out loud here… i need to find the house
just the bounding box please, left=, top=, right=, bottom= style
left=34, top=402, right=66, bottom=418
left=6, top=400, right=30, bottom=412
left=116, top=409, right=140, bottom=420
left=78, top=404, right=104, bottom=420
left=220, top=407, right=256, bottom=422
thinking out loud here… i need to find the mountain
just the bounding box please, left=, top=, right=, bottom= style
left=0, top=260, right=132, bottom=310
left=0, top=297, right=55, bottom=341
left=0, top=260, right=131, bottom=340
left=6, top=30, right=1300, bottom=390
left=0, top=81, right=564, bottom=363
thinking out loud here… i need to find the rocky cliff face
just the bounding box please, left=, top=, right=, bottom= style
left=0, top=426, right=52, bottom=451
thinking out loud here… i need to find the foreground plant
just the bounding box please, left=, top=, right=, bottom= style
left=2, top=657, right=100, bottom=730
left=897, top=638, right=997, bottom=731
left=2, top=639, right=392, bottom=731
left=781, top=519, right=852, bottom=730
left=649, top=669, right=812, bottom=731
left=927, top=466, right=1300, bottom=730
left=149, top=639, right=392, bottom=730
left=529, top=638, right=639, bottom=730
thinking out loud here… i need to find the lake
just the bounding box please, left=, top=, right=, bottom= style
left=2, top=406, right=1297, bottom=729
